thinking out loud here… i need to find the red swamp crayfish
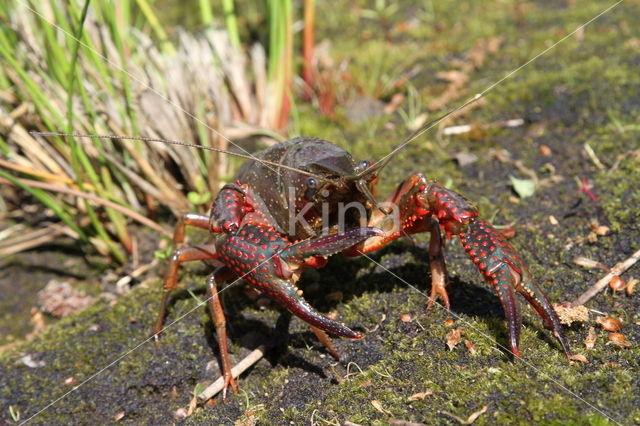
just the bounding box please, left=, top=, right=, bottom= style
left=143, top=135, right=576, bottom=398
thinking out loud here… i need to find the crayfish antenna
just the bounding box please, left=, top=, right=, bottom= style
left=29, top=131, right=340, bottom=185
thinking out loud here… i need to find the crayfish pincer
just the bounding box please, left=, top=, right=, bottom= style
left=152, top=137, right=574, bottom=399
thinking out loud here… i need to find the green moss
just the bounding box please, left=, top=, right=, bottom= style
left=3, top=0, right=640, bottom=423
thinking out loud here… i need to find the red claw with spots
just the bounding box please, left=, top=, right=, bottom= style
left=218, top=224, right=383, bottom=338
left=350, top=174, right=571, bottom=358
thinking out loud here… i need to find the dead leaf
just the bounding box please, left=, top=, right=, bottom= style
left=453, top=152, right=478, bottom=167
left=509, top=176, right=536, bottom=198
left=441, top=405, right=489, bottom=425
left=596, top=317, right=622, bottom=332
left=567, top=354, right=589, bottom=363
left=446, top=327, right=463, bottom=351
left=187, top=394, right=197, bottom=416
left=572, top=257, right=609, bottom=271
left=114, top=411, right=125, bottom=421
left=436, top=70, right=468, bottom=86
left=173, top=408, right=188, bottom=420
left=389, top=419, right=427, bottom=426
left=407, top=390, right=433, bottom=401
left=539, top=145, right=552, bottom=156
left=607, top=333, right=632, bottom=349
left=400, top=313, right=413, bottom=323
left=584, top=327, right=597, bottom=350
left=17, top=354, right=46, bottom=368
left=464, top=340, right=477, bottom=355
left=371, top=400, right=393, bottom=415
left=553, top=303, right=589, bottom=326
left=466, top=41, right=486, bottom=69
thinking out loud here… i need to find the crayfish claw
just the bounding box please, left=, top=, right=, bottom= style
left=458, top=220, right=570, bottom=358
left=310, top=326, right=341, bottom=360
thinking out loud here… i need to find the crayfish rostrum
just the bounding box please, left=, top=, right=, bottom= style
left=152, top=137, right=573, bottom=398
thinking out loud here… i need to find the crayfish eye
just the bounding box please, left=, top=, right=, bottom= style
left=304, top=177, right=319, bottom=200
left=306, top=177, right=317, bottom=188
left=355, top=160, right=371, bottom=174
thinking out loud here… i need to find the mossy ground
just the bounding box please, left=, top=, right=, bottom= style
left=1, top=0, right=639, bottom=424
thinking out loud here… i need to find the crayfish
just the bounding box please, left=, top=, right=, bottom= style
left=152, top=136, right=573, bottom=398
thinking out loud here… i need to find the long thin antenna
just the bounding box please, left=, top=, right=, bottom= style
left=31, top=132, right=341, bottom=185
left=358, top=93, right=483, bottom=179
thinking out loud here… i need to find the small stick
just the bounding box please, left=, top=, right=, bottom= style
left=0, top=223, right=76, bottom=257
left=0, top=176, right=170, bottom=237
left=573, top=248, right=640, bottom=306
left=197, top=345, right=266, bottom=401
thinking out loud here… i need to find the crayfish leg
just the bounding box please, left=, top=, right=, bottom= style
left=153, top=242, right=220, bottom=340
left=153, top=213, right=219, bottom=341
left=206, top=268, right=239, bottom=400
left=425, top=217, right=451, bottom=311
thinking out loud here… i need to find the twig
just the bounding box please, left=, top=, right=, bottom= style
left=583, top=143, right=606, bottom=170
left=0, top=176, right=171, bottom=237
left=573, top=248, right=640, bottom=305
left=440, top=405, right=488, bottom=425
left=0, top=223, right=78, bottom=257
left=197, top=345, right=266, bottom=401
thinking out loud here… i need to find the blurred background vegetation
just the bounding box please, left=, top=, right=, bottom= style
left=0, top=0, right=311, bottom=262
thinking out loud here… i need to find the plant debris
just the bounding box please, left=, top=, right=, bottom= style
left=595, top=317, right=622, bottom=332
left=573, top=247, right=640, bottom=305
left=584, top=327, right=597, bottom=350
left=440, top=405, right=488, bottom=425
left=607, top=333, right=632, bottom=349
left=609, top=276, right=625, bottom=291
left=567, top=354, right=589, bottom=363
left=371, top=400, right=393, bottom=415
left=17, top=354, right=46, bottom=368
left=572, top=256, right=609, bottom=271
left=552, top=303, right=589, bottom=326
left=446, top=327, right=464, bottom=351
left=509, top=176, right=536, bottom=198
left=464, top=340, right=477, bottom=355
left=37, top=280, right=95, bottom=318
left=407, top=390, right=433, bottom=401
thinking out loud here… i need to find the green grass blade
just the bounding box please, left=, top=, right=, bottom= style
left=199, top=0, right=213, bottom=27
left=133, top=0, right=173, bottom=53
left=222, top=0, right=240, bottom=47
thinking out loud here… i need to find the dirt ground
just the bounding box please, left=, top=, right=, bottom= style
left=1, top=0, right=639, bottom=424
